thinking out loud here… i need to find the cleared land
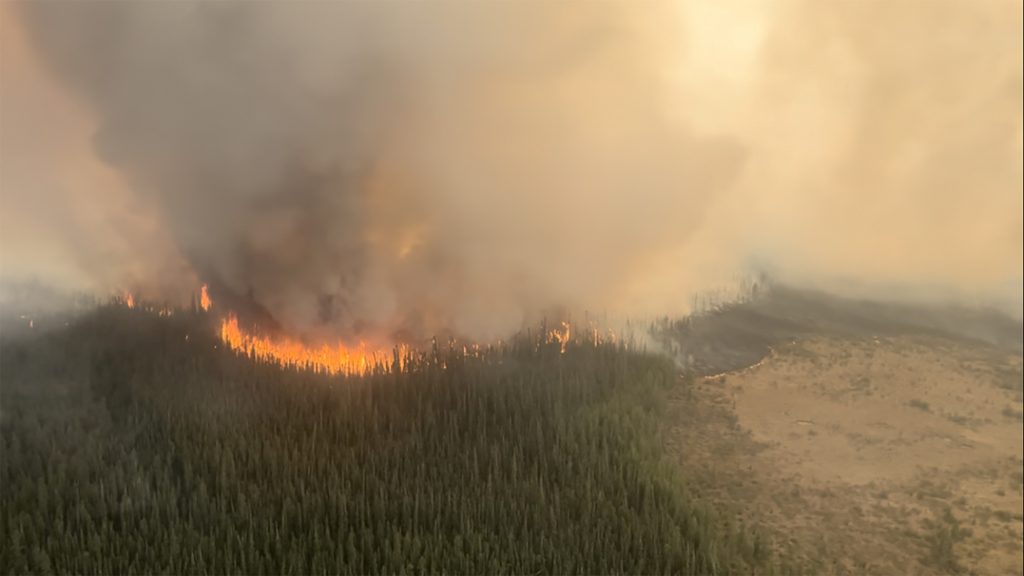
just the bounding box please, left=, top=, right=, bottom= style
left=663, top=290, right=1024, bottom=575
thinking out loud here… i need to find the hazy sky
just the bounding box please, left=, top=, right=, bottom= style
left=2, top=1, right=1021, bottom=341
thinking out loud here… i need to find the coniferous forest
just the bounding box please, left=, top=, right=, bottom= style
left=1, top=305, right=775, bottom=574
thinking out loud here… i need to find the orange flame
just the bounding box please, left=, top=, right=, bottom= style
left=550, top=320, right=571, bottom=353
left=123, top=291, right=135, bottom=309
left=216, top=314, right=616, bottom=375
left=200, top=284, right=212, bottom=311
left=219, top=315, right=388, bottom=375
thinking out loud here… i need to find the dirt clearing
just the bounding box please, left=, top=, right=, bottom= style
left=662, top=287, right=1023, bottom=574
left=668, top=334, right=1023, bottom=575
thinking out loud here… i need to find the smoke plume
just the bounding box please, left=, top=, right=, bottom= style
left=2, top=1, right=1021, bottom=342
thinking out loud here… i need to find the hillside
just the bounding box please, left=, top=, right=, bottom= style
left=0, top=305, right=774, bottom=574
left=660, top=289, right=1024, bottom=575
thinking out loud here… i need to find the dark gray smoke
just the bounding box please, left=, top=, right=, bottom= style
left=3, top=1, right=1021, bottom=343
left=8, top=2, right=741, bottom=342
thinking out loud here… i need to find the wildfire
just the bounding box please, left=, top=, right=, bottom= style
left=550, top=320, right=571, bottom=353
left=219, top=315, right=386, bottom=375
left=116, top=281, right=616, bottom=375
left=200, top=284, right=212, bottom=311
left=171, top=283, right=389, bottom=375
left=115, top=289, right=174, bottom=316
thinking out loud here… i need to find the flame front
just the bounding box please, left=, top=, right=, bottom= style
left=219, top=315, right=385, bottom=375
left=200, top=284, right=212, bottom=311
left=200, top=282, right=611, bottom=374
left=550, top=321, right=571, bottom=353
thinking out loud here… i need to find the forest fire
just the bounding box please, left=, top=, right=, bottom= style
left=114, top=285, right=606, bottom=374
left=195, top=284, right=387, bottom=374
left=219, top=315, right=383, bottom=375
left=200, top=284, right=211, bottom=312
left=551, top=321, right=571, bottom=353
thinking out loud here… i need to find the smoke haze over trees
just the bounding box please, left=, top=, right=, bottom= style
left=2, top=1, right=1021, bottom=342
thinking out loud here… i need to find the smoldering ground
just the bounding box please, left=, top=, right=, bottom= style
left=2, top=1, right=1021, bottom=344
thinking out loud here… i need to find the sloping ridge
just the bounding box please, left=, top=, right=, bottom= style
left=663, top=286, right=1023, bottom=376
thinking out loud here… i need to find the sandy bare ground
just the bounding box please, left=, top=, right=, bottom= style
left=667, top=335, right=1023, bottom=575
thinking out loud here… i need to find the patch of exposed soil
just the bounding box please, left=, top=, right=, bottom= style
left=668, top=335, right=1023, bottom=575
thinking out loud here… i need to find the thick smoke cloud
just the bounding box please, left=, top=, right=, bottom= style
left=2, top=1, right=1021, bottom=341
